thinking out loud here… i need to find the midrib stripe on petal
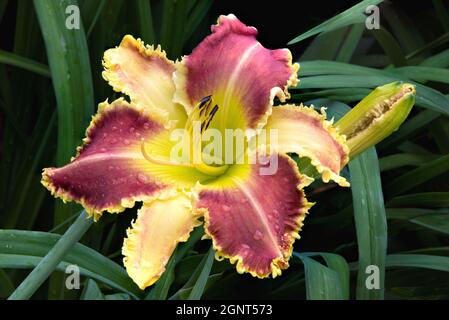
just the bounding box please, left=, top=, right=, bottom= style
left=232, top=177, right=283, bottom=258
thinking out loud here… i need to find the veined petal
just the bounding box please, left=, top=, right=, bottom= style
left=264, top=104, right=350, bottom=186
left=174, top=14, right=298, bottom=132
left=103, top=35, right=186, bottom=124
left=123, top=191, right=201, bottom=290
left=41, top=99, right=210, bottom=219
left=194, top=154, right=312, bottom=278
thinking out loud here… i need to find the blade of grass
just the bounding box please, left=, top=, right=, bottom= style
left=349, top=147, right=387, bottom=300
left=386, top=254, right=449, bottom=272
left=433, top=0, right=449, bottom=32
left=136, top=0, right=155, bottom=43
left=184, top=0, right=213, bottom=42
left=8, top=211, right=93, bottom=300
left=81, top=279, right=105, bottom=300
left=145, top=250, right=176, bottom=300
left=385, top=153, right=449, bottom=196
left=0, top=49, right=50, bottom=77
left=370, top=27, right=407, bottom=66
left=294, top=253, right=344, bottom=300
left=379, top=153, right=439, bottom=171
left=335, top=24, right=364, bottom=63
left=0, top=227, right=141, bottom=298
left=387, top=192, right=449, bottom=208
left=288, top=0, right=383, bottom=44
left=187, top=247, right=214, bottom=300
left=297, top=252, right=350, bottom=299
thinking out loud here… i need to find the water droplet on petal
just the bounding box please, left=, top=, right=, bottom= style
left=253, top=230, right=263, bottom=241
left=129, top=127, right=135, bottom=133
left=134, top=132, right=141, bottom=138
left=112, top=126, right=118, bottom=131
left=222, top=205, right=231, bottom=212
left=109, top=138, right=118, bottom=145
left=274, top=224, right=280, bottom=232
left=143, top=122, right=151, bottom=130
left=272, top=209, right=279, bottom=217
left=240, top=198, right=248, bottom=204
left=100, top=148, right=107, bottom=153
left=241, top=243, right=250, bottom=250
left=137, top=173, right=148, bottom=183
left=123, top=139, right=130, bottom=145
left=108, top=165, right=114, bottom=171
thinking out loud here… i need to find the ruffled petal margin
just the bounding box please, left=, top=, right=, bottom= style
left=174, top=14, right=298, bottom=132
left=264, top=104, right=350, bottom=186
left=122, top=191, right=201, bottom=289
left=103, top=35, right=186, bottom=124
left=41, top=99, right=208, bottom=220
left=194, top=153, right=313, bottom=278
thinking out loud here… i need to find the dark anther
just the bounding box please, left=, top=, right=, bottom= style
left=199, top=95, right=212, bottom=109
left=209, top=104, right=219, bottom=118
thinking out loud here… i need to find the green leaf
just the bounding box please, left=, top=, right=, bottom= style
left=379, top=153, right=439, bottom=171
left=394, top=66, right=449, bottom=84
left=33, top=0, right=95, bottom=233
left=299, top=252, right=350, bottom=299
left=187, top=247, right=215, bottom=300
left=297, top=62, right=449, bottom=116
left=349, top=148, right=387, bottom=299
left=136, top=0, right=155, bottom=43
left=370, top=27, right=407, bottom=66
left=146, top=250, right=176, bottom=300
left=387, top=208, right=449, bottom=235
left=81, top=279, right=105, bottom=300
left=385, top=153, right=449, bottom=196
left=0, top=228, right=141, bottom=299
left=294, top=253, right=345, bottom=300
left=0, top=49, right=50, bottom=77
left=388, top=192, right=449, bottom=208
left=288, top=0, right=383, bottom=44
left=386, top=254, right=449, bottom=272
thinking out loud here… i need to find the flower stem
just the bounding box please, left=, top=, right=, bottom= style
left=8, top=210, right=93, bottom=300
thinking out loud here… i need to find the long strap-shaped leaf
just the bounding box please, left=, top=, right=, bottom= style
left=349, top=148, right=387, bottom=300
left=2, top=214, right=141, bottom=299
left=7, top=211, right=92, bottom=300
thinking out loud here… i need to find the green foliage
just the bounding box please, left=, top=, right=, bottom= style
left=1, top=0, right=449, bottom=300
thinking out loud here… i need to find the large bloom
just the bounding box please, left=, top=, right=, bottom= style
left=42, top=15, right=349, bottom=289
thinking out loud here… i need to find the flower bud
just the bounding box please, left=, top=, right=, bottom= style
left=336, top=82, right=416, bottom=158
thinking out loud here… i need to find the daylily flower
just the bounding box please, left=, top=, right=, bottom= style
left=41, top=14, right=351, bottom=290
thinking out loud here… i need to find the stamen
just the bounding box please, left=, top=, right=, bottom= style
left=140, top=140, right=192, bottom=168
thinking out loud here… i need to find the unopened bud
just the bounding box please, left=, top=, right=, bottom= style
left=336, top=82, right=416, bottom=158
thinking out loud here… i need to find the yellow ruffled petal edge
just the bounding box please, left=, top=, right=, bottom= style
left=102, top=35, right=176, bottom=124
left=195, top=155, right=314, bottom=279
left=41, top=98, right=175, bottom=221
left=267, top=104, right=350, bottom=187
left=122, top=189, right=203, bottom=289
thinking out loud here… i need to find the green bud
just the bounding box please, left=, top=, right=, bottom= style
left=336, top=81, right=416, bottom=158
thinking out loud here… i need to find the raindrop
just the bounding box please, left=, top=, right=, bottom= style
left=222, top=205, right=231, bottom=212
left=134, top=132, right=141, bottom=138
left=241, top=243, right=250, bottom=250
left=240, top=198, right=248, bottom=204
left=108, top=165, right=114, bottom=171
left=123, top=139, right=131, bottom=145
left=112, top=126, right=118, bottom=131
left=272, top=209, right=279, bottom=217
left=109, top=138, right=118, bottom=145
left=129, top=127, right=136, bottom=133
left=100, top=148, right=107, bottom=153
left=137, top=173, right=148, bottom=183
left=143, top=122, right=151, bottom=130
left=253, top=230, right=263, bottom=241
